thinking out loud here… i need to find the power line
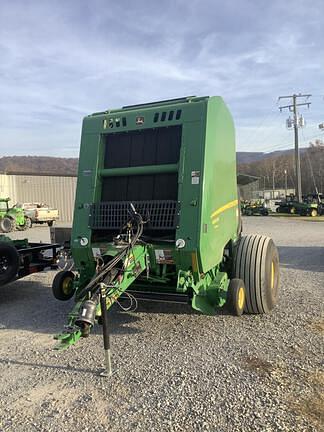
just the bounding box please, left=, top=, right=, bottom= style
left=261, top=132, right=323, bottom=154
left=239, top=111, right=282, bottom=149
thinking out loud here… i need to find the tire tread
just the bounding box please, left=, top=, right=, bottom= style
left=234, top=234, right=279, bottom=314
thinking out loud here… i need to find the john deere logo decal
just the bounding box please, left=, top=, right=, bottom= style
left=136, top=116, right=144, bottom=125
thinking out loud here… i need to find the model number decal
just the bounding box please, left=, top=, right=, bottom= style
left=191, top=171, right=200, bottom=185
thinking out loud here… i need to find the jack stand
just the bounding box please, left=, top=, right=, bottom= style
left=99, top=283, right=113, bottom=377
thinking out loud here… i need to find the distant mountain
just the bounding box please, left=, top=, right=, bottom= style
left=236, top=152, right=265, bottom=164
left=0, top=156, right=78, bottom=175
left=0, top=150, right=306, bottom=176
left=237, top=148, right=307, bottom=165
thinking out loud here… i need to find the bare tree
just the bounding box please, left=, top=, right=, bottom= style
left=238, top=141, right=324, bottom=195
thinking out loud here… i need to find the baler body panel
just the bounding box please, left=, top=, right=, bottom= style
left=71, top=96, right=238, bottom=290
left=199, top=97, right=238, bottom=271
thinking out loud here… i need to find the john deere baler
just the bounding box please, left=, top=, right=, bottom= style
left=53, top=96, right=279, bottom=357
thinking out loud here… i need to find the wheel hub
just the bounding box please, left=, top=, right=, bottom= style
left=271, top=261, right=275, bottom=290
left=62, top=277, right=73, bottom=295
left=238, top=286, right=245, bottom=309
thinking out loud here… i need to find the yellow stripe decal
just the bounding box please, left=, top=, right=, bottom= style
left=211, top=199, right=238, bottom=219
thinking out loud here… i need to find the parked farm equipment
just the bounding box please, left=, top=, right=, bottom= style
left=241, top=200, right=269, bottom=216
left=0, top=198, right=32, bottom=232
left=18, top=202, right=59, bottom=227
left=52, top=96, right=280, bottom=374
left=0, top=235, right=60, bottom=287
left=276, top=194, right=323, bottom=217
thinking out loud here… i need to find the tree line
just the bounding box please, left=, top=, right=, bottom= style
left=0, top=156, right=78, bottom=176
left=238, top=140, right=324, bottom=195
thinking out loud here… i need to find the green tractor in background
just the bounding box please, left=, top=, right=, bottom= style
left=241, top=200, right=269, bottom=216
left=276, top=194, right=323, bottom=217
left=0, top=198, right=32, bottom=233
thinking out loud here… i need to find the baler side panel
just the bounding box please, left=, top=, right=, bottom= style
left=176, top=115, right=206, bottom=269
left=71, top=119, right=103, bottom=272
left=199, top=97, right=238, bottom=272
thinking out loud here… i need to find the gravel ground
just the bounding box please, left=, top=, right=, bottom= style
left=0, top=217, right=323, bottom=432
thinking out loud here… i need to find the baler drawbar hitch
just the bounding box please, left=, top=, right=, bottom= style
left=54, top=205, right=147, bottom=376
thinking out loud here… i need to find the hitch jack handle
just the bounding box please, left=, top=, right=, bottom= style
left=99, top=283, right=113, bottom=377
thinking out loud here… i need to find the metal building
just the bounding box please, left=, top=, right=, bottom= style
left=0, top=172, right=261, bottom=223
left=237, top=173, right=260, bottom=200
left=0, top=173, right=77, bottom=223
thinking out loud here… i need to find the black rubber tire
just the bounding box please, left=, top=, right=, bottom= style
left=11, top=219, right=16, bottom=231
left=0, top=217, right=14, bottom=233
left=47, top=221, right=54, bottom=227
left=234, top=234, right=280, bottom=314
left=52, top=270, right=75, bottom=301
left=0, top=242, right=20, bottom=286
left=226, top=278, right=245, bottom=316
left=25, top=217, right=32, bottom=229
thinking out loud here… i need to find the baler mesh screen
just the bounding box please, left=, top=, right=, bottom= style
left=90, top=200, right=178, bottom=230
left=102, top=125, right=181, bottom=202
left=104, top=125, right=182, bottom=168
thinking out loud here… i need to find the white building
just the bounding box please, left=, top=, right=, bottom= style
left=0, top=172, right=77, bottom=223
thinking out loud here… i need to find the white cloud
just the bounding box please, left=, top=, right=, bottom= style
left=0, top=0, right=323, bottom=156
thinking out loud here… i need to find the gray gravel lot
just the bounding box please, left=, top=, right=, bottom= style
left=0, top=217, right=323, bottom=432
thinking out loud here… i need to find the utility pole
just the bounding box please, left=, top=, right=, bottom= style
left=284, top=169, right=288, bottom=197
left=278, top=93, right=311, bottom=202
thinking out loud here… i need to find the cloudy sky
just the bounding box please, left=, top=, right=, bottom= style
left=0, top=0, right=323, bottom=157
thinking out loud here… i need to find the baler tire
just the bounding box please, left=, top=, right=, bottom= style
left=234, top=234, right=279, bottom=314
left=227, top=278, right=245, bottom=316
left=0, top=242, right=20, bottom=286
left=52, top=270, right=75, bottom=301
left=0, top=217, right=14, bottom=233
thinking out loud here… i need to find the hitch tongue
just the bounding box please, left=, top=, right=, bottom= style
left=99, top=283, right=113, bottom=377
left=54, top=327, right=82, bottom=350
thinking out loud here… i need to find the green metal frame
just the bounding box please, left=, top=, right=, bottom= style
left=55, top=244, right=148, bottom=349
left=55, top=96, right=240, bottom=348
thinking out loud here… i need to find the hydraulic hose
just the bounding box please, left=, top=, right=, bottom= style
left=76, top=210, right=144, bottom=299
